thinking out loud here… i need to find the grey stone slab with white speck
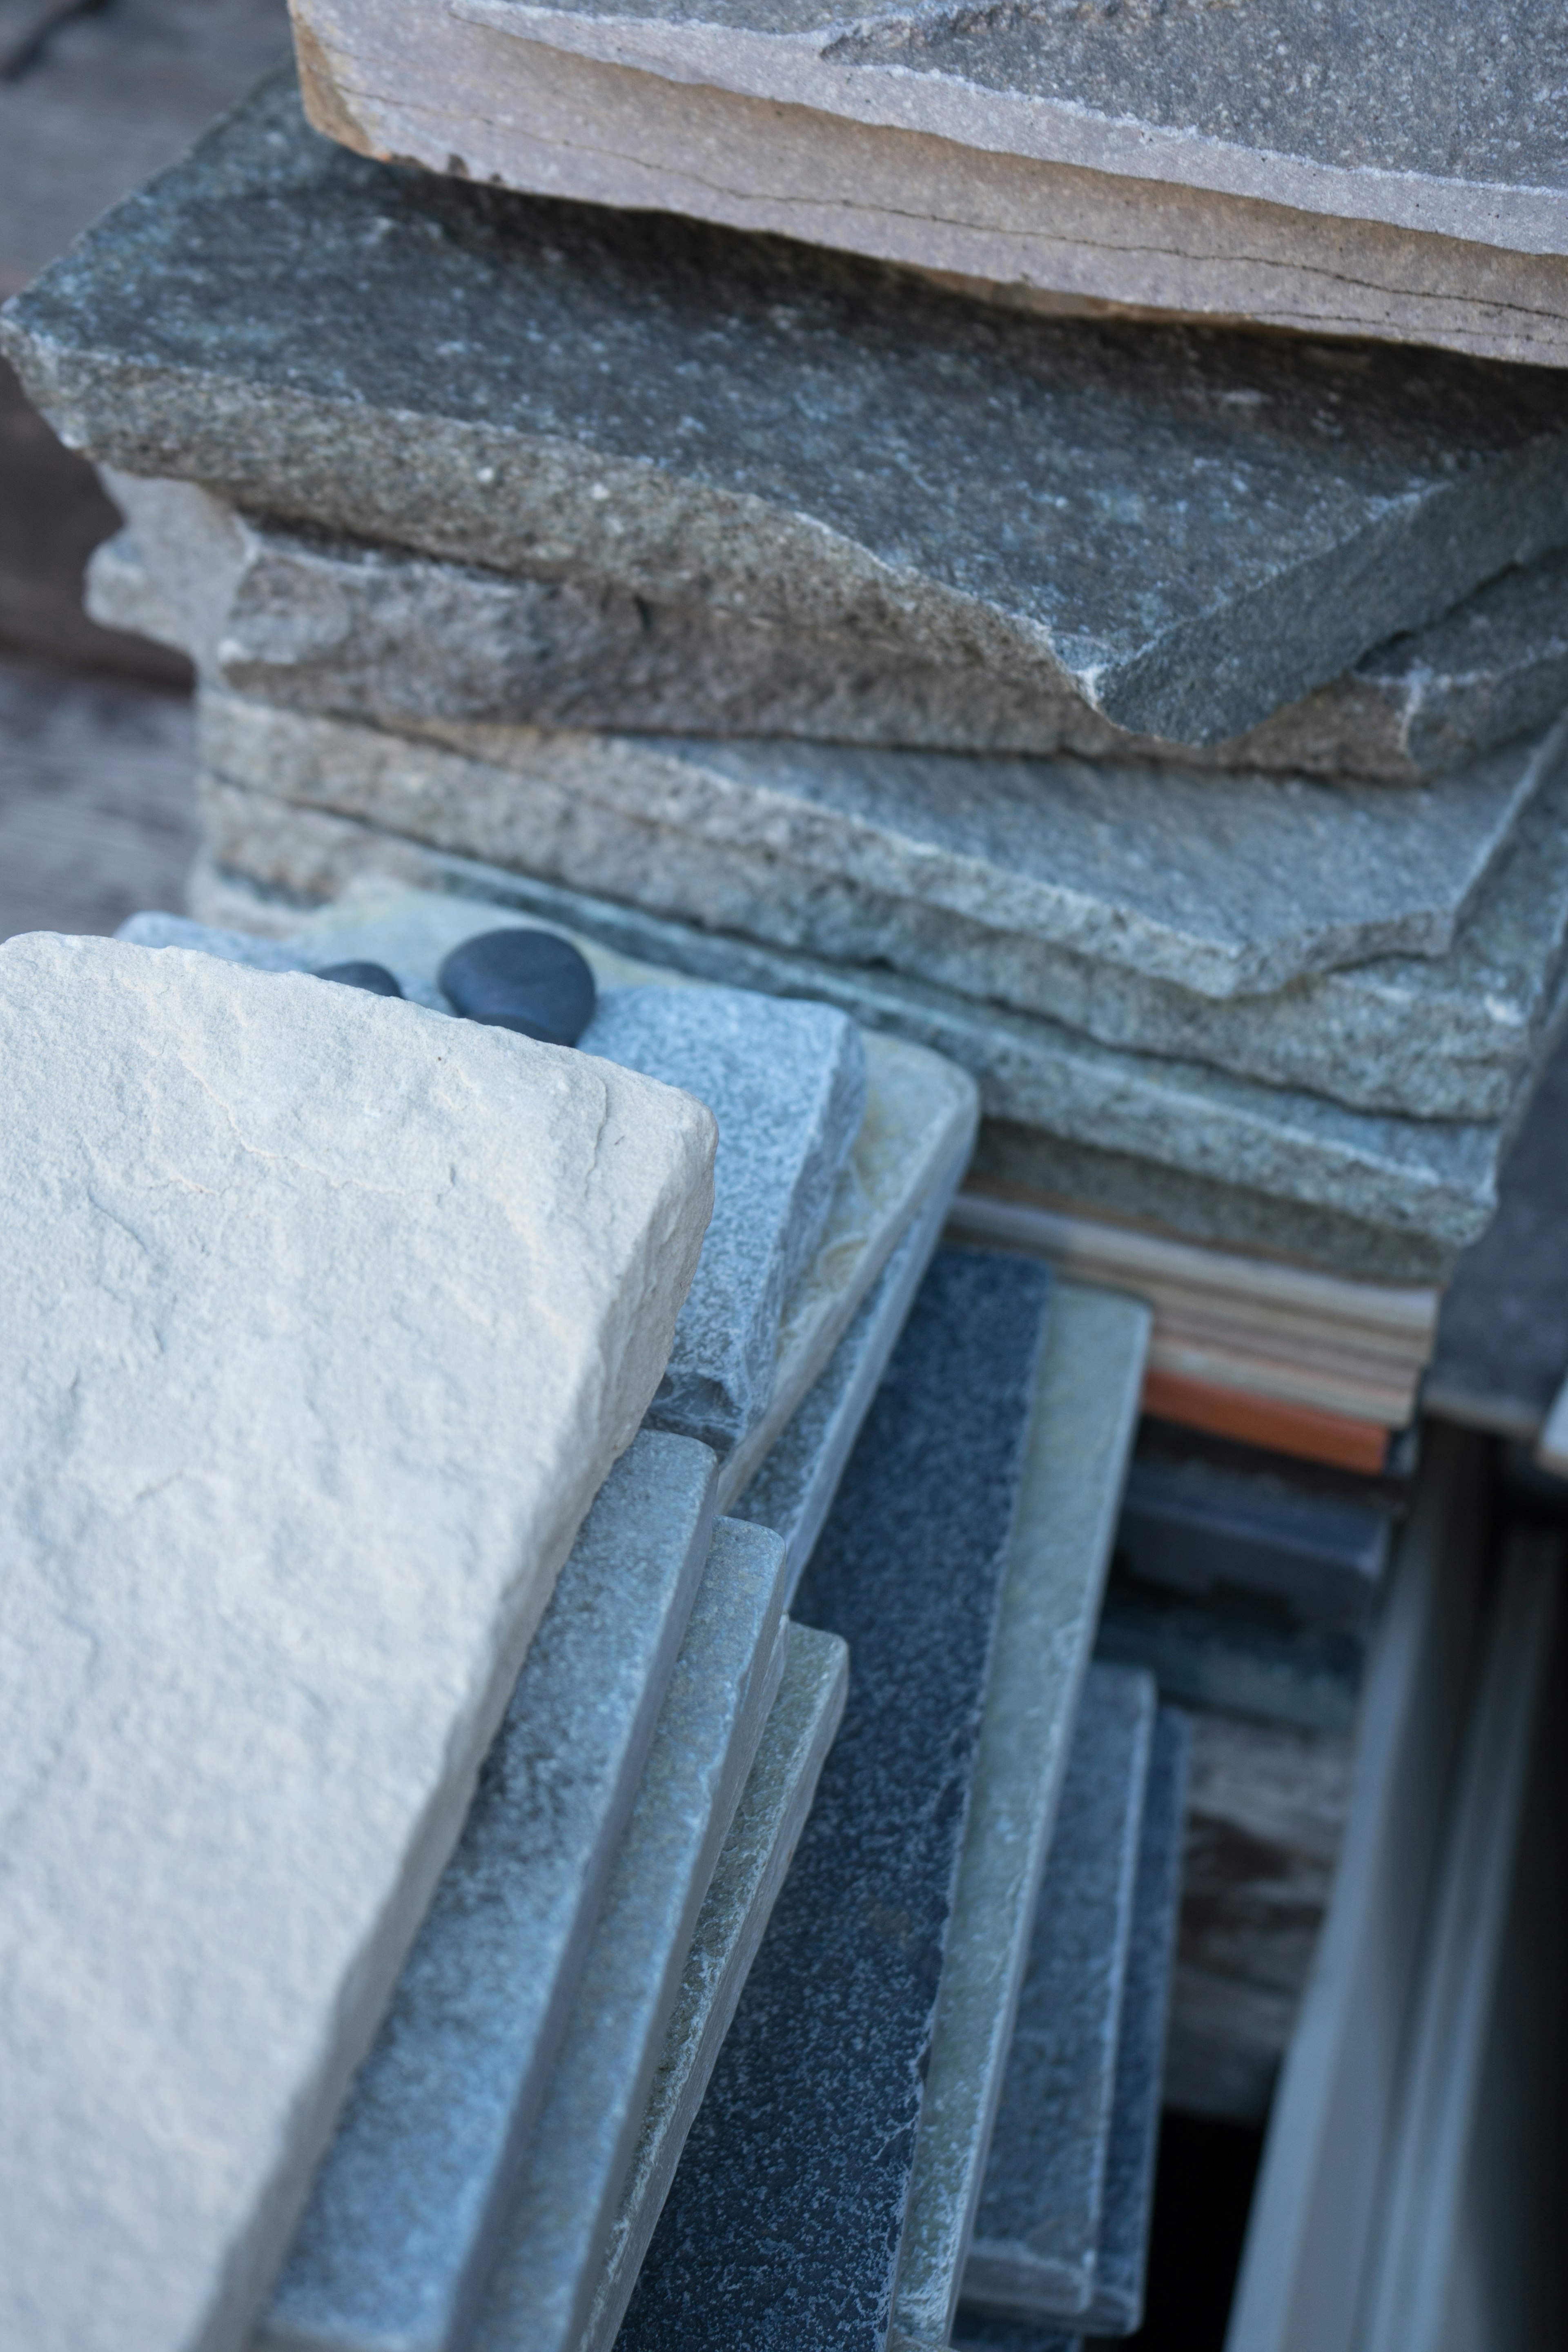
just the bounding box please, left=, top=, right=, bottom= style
left=463, top=1517, right=789, bottom=2352
left=256, top=1429, right=717, bottom=2352
left=960, top=1665, right=1157, bottom=2328
left=88, top=482, right=1568, bottom=784
left=14, top=79, right=1568, bottom=745
left=888, top=1285, right=1150, bottom=2352
left=190, top=690, right=1568, bottom=1120
left=583, top=986, right=866, bottom=1452
left=0, top=933, right=714, bottom=2352
left=615, top=1247, right=1051, bottom=2352
left=579, top=1620, right=849, bottom=2352
left=187, top=790, right=1551, bottom=1273
left=285, top=0, right=1568, bottom=365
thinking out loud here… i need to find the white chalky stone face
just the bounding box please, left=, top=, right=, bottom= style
left=0, top=933, right=715, bottom=2352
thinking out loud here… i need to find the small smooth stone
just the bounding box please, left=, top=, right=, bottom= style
left=439, top=927, right=596, bottom=1044
left=316, top=958, right=403, bottom=996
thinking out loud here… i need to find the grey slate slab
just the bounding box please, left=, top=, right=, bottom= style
left=584, top=986, right=866, bottom=1452
left=188, top=797, right=1544, bottom=1277
left=89, top=481, right=1568, bottom=785
left=1095, top=1577, right=1365, bottom=1741
left=196, top=691, right=1565, bottom=1004
left=580, top=1620, right=850, bottom=2352
left=258, top=1428, right=718, bottom=2352
left=1117, top=1450, right=1394, bottom=1634
left=960, top=1665, right=1157, bottom=2327
left=614, top=1247, right=1053, bottom=2352
left=192, top=690, right=1568, bottom=1123
left=13, top=80, right=1568, bottom=746
left=888, top=1283, right=1151, bottom=2352
left=461, top=1519, right=791, bottom=2352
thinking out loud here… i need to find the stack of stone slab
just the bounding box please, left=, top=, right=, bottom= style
left=8, top=67, right=1568, bottom=1465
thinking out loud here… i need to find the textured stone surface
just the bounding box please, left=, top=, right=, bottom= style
left=88, top=482, right=1568, bottom=782
left=193, top=691, right=1568, bottom=1119
left=961, top=1666, right=1157, bottom=2327
left=287, top=0, right=1568, bottom=364
left=889, top=1285, right=1149, bottom=2350
left=258, top=1431, right=717, bottom=2352
left=13, top=83, right=1568, bottom=744
left=578, top=1621, right=849, bottom=2352
left=463, top=1519, right=788, bottom=2352
left=585, top=987, right=866, bottom=1452
left=617, top=1250, right=1052, bottom=2352
left=189, top=804, right=1546, bottom=1272
left=0, top=933, right=713, bottom=2352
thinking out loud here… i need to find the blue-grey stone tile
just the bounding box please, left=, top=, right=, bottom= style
left=615, top=1247, right=1054, bottom=2352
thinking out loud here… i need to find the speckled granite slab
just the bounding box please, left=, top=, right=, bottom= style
left=89, top=480, right=1568, bottom=783
left=13, top=76, right=1568, bottom=744
left=887, top=1285, right=1150, bottom=2352
left=256, top=1431, right=718, bottom=2352
left=285, top=0, right=1568, bottom=365
left=615, top=1250, right=1052, bottom=2352
left=960, top=1665, right=1157, bottom=2328
left=459, top=1519, right=791, bottom=2352
left=578, top=1620, right=849, bottom=2352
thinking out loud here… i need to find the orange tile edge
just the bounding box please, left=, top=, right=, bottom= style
left=1141, top=1367, right=1394, bottom=1475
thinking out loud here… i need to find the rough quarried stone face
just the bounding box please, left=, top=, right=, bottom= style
left=0, top=932, right=715, bottom=2352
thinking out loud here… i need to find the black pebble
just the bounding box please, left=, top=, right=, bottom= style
left=438, top=929, right=597, bottom=1046
left=315, top=960, right=404, bottom=997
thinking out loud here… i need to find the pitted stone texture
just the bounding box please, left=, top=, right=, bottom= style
left=259, top=1430, right=717, bottom=2352
left=0, top=933, right=714, bottom=2352
left=189, top=806, right=1552, bottom=1267
left=193, top=692, right=1568, bottom=1118
left=617, top=1249, right=1051, bottom=2352
left=960, top=1666, right=1157, bottom=2327
left=890, top=1285, right=1150, bottom=2350
left=87, top=483, right=1568, bottom=783
left=14, top=81, right=1568, bottom=744
left=579, top=1620, right=849, bottom=2352
left=582, top=987, right=866, bottom=1452
left=286, top=0, right=1568, bottom=367
left=466, top=1519, right=790, bottom=2352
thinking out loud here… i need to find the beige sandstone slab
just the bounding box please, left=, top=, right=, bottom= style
left=0, top=933, right=713, bottom=2352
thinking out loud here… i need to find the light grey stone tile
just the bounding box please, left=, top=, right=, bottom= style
left=88, top=481, right=1568, bottom=784
left=584, top=987, right=866, bottom=1453
left=889, top=1287, right=1151, bottom=2350
left=195, top=689, right=1564, bottom=1002
left=13, top=76, right=1568, bottom=745
left=257, top=1430, right=718, bottom=2352
left=285, top=0, right=1568, bottom=366
left=0, top=933, right=713, bottom=2352
left=960, top=1665, right=1158, bottom=2327
left=185, top=794, right=1540, bottom=1265
left=575, top=1619, right=849, bottom=2352
left=190, top=691, right=1568, bottom=1119
left=463, top=1518, right=791, bottom=2352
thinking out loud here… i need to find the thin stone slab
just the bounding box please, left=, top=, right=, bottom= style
left=192, top=692, right=1568, bottom=1121
left=287, top=0, right=1568, bottom=366
left=960, top=1666, right=1157, bottom=2328
left=188, top=815, right=1548, bottom=1276
left=461, top=1519, right=790, bottom=2352
left=88, top=482, right=1568, bottom=784
left=615, top=1248, right=1053, bottom=2352
left=0, top=933, right=713, bottom=2352
left=1095, top=1575, right=1365, bottom=1741
left=13, top=83, right=1568, bottom=745
left=256, top=1430, right=718, bottom=2352
left=194, top=693, right=1566, bottom=1004
left=578, top=1620, right=849, bottom=2352
left=888, top=1285, right=1151, bottom=2352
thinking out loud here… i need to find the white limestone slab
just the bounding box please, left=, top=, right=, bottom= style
left=258, top=1429, right=717, bottom=2352
left=889, top=1285, right=1151, bottom=2350
left=0, top=933, right=714, bottom=2352
left=465, top=1518, right=791, bottom=2352
left=575, top=1619, right=850, bottom=2352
